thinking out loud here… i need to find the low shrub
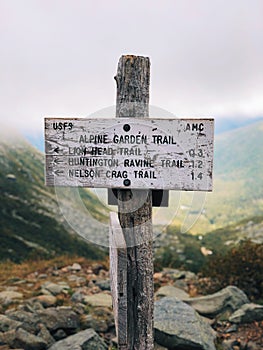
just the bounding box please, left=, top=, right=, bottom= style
left=201, top=240, right=263, bottom=301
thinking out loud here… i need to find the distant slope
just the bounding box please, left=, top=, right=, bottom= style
left=154, top=214, right=263, bottom=273
left=202, top=215, right=263, bottom=255
left=166, top=121, right=263, bottom=234
left=0, top=130, right=109, bottom=262
left=206, top=120, right=263, bottom=227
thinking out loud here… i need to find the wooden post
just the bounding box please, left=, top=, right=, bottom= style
left=114, top=55, right=154, bottom=349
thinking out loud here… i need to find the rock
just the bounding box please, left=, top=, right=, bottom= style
left=48, top=328, right=107, bottom=350
left=41, top=282, right=70, bottom=296
left=184, top=286, right=249, bottom=318
left=71, top=288, right=89, bottom=303
left=89, top=318, right=108, bottom=332
left=155, top=285, right=189, bottom=299
left=229, top=303, right=263, bottom=324
left=221, top=339, right=235, bottom=350
left=154, top=343, right=168, bottom=349
left=0, top=315, right=22, bottom=332
left=22, top=300, right=44, bottom=313
left=7, top=310, right=40, bottom=333
left=163, top=268, right=197, bottom=280
left=6, top=174, right=16, bottom=181
left=52, top=329, right=67, bottom=341
left=80, top=307, right=114, bottom=333
left=83, top=293, right=112, bottom=308
left=95, top=279, right=111, bottom=291
left=67, top=275, right=86, bottom=285
left=0, top=328, right=47, bottom=350
left=37, top=307, right=79, bottom=332
left=154, top=297, right=216, bottom=350
left=70, top=263, right=82, bottom=271
left=72, top=303, right=86, bottom=315
left=37, top=324, right=55, bottom=347
left=246, top=341, right=260, bottom=350
left=35, top=295, right=57, bottom=308
left=0, top=291, right=23, bottom=305
left=80, top=314, right=93, bottom=329
left=224, top=324, right=238, bottom=333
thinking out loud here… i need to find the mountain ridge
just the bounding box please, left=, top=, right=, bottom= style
left=0, top=130, right=109, bottom=262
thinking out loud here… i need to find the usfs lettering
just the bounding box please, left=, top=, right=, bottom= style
left=53, top=122, right=73, bottom=130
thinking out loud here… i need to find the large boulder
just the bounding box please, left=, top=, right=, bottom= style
left=154, top=297, right=216, bottom=350
left=229, top=303, right=263, bottom=324
left=48, top=328, right=107, bottom=350
left=184, top=286, right=249, bottom=318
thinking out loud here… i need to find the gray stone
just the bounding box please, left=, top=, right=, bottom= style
left=225, top=324, right=238, bottom=333
left=154, top=297, right=216, bottom=350
left=72, top=302, right=86, bottom=315
left=80, top=314, right=93, bottom=329
left=48, top=328, right=107, bottom=350
left=35, top=295, right=57, bottom=307
left=7, top=310, right=41, bottom=333
left=37, top=307, right=79, bottom=332
left=22, top=300, right=45, bottom=313
left=163, top=268, right=197, bottom=280
left=155, top=285, right=189, bottom=299
left=70, top=263, right=82, bottom=271
left=95, top=279, right=111, bottom=291
left=37, top=323, right=55, bottom=347
left=0, top=315, right=22, bottom=332
left=83, top=293, right=112, bottom=308
left=229, top=303, right=263, bottom=324
left=154, top=343, right=168, bottom=350
left=71, top=290, right=86, bottom=303
left=52, top=329, right=67, bottom=341
left=0, top=328, right=47, bottom=350
left=41, top=282, right=70, bottom=296
left=184, top=286, right=249, bottom=318
left=0, top=291, right=23, bottom=305
left=67, top=275, right=86, bottom=285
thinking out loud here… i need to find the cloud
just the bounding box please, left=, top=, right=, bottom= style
left=0, top=0, right=262, bottom=132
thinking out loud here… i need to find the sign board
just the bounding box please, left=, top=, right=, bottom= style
left=45, top=118, right=214, bottom=191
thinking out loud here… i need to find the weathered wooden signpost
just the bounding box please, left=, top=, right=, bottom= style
left=45, top=55, right=214, bottom=350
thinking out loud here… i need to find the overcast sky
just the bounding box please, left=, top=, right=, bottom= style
left=0, top=0, right=262, bottom=133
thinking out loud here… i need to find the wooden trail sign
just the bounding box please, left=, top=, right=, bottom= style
left=44, top=54, right=214, bottom=350
left=45, top=117, right=214, bottom=190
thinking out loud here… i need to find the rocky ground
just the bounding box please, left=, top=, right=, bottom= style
left=0, top=257, right=262, bottom=350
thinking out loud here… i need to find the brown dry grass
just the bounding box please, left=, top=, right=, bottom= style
left=0, top=255, right=109, bottom=285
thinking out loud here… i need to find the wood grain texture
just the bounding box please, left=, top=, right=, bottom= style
left=109, top=212, right=128, bottom=346
left=44, top=118, right=214, bottom=190
left=116, top=55, right=154, bottom=349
